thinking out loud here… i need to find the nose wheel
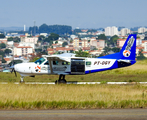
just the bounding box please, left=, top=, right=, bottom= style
left=55, top=74, right=67, bottom=84
left=20, top=76, right=25, bottom=83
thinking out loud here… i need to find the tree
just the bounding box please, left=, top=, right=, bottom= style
left=7, top=37, right=13, bottom=41
left=103, top=47, right=111, bottom=55
left=4, top=49, right=12, bottom=55
left=39, top=24, right=49, bottom=33
left=111, top=47, right=120, bottom=53
left=13, top=37, right=20, bottom=43
left=29, top=26, right=39, bottom=35
left=98, top=34, right=107, bottom=40
left=136, top=49, right=146, bottom=60
left=110, top=35, right=119, bottom=46
left=48, top=33, right=59, bottom=41
left=35, top=48, right=42, bottom=53
left=7, top=37, right=20, bottom=42
left=62, top=42, right=68, bottom=47
left=2, top=58, right=6, bottom=63
left=0, top=50, right=4, bottom=57
left=44, top=33, right=59, bottom=45
left=38, top=24, right=72, bottom=35
left=105, top=35, right=119, bottom=47
left=72, top=29, right=82, bottom=35
left=38, top=35, right=45, bottom=42
left=9, top=60, right=23, bottom=66
left=0, top=43, right=6, bottom=49
left=75, top=49, right=90, bottom=57
left=0, top=34, right=5, bottom=38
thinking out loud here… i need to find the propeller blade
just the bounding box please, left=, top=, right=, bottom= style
left=14, top=69, right=17, bottom=77
left=11, top=68, right=14, bottom=73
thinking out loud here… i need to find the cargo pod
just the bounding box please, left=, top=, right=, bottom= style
left=71, top=58, right=85, bottom=75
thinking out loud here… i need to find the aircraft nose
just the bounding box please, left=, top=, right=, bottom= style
left=14, top=64, right=18, bottom=71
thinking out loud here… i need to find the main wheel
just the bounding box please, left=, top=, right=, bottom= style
left=55, top=79, right=67, bottom=84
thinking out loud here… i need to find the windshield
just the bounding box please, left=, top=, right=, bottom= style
left=34, top=57, right=46, bottom=65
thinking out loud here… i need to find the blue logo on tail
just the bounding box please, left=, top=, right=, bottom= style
left=123, top=36, right=135, bottom=57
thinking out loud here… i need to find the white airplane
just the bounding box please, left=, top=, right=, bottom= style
left=12, top=34, right=137, bottom=84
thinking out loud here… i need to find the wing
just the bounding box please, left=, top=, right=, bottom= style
left=43, top=54, right=71, bottom=74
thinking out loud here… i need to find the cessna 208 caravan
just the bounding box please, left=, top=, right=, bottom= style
left=12, top=34, right=137, bottom=83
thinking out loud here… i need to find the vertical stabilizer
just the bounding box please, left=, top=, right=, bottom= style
left=119, top=34, right=136, bottom=60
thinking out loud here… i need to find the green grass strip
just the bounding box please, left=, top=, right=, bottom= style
left=0, top=100, right=147, bottom=109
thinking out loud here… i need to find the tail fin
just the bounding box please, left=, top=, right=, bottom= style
left=99, top=34, right=137, bottom=60
left=119, top=34, right=136, bottom=60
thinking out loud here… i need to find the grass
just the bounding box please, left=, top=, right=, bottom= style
left=0, top=59, right=147, bottom=109
left=0, top=84, right=147, bottom=109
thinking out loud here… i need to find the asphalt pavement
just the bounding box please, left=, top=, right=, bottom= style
left=0, top=109, right=147, bottom=120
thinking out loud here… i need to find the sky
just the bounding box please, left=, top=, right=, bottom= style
left=0, top=0, right=147, bottom=29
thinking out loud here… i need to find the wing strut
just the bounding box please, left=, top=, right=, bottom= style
left=48, top=58, right=53, bottom=74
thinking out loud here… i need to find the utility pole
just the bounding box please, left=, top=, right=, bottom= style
left=34, top=21, right=36, bottom=36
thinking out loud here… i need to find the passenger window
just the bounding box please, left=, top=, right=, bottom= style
left=86, top=61, right=91, bottom=65
left=53, top=61, right=58, bottom=65
left=62, top=62, right=70, bottom=65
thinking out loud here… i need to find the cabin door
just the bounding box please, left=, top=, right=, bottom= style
left=71, top=59, right=85, bottom=74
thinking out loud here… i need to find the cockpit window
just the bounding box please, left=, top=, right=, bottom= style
left=34, top=58, right=46, bottom=65
left=44, top=61, right=49, bottom=65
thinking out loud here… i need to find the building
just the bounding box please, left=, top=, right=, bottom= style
left=89, top=50, right=102, bottom=56
left=142, top=40, right=147, bottom=52
left=19, top=42, right=35, bottom=49
left=0, top=38, right=7, bottom=44
left=117, top=38, right=126, bottom=48
left=120, top=28, right=130, bottom=36
left=73, top=38, right=79, bottom=49
left=14, top=46, right=33, bottom=56
left=47, top=48, right=55, bottom=55
left=55, top=47, right=74, bottom=53
left=97, top=40, right=105, bottom=48
left=20, top=36, right=38, bottom=44
left=82, top=39, right=88, bottom=48
left=105, top=26, right=118, bottom=36
left=138, top=27, right=147, bottom=33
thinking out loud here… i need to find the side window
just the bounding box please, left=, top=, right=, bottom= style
left=86, top=61, right=91, bottom=65
left=53, top=61, right=58, bottom=65
left=62, top=62, right=70, bottom=65
left=44, top=61, right=49, bottom=65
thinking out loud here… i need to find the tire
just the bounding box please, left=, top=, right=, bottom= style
left=55, top=79, right=67, bottom=84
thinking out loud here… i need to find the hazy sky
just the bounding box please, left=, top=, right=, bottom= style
left=0, top=0, right=147, bottom=29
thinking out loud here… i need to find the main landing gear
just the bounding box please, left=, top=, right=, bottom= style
left=55, top=74, right=67, bottom=84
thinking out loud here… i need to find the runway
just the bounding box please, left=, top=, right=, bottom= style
left=0, top=109, right=147, bottom=120
left=1, top=82, right=147, bottom=85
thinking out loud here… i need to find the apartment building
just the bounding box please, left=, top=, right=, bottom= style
left=97, top=40, right=105, bottom=48
left=73, top=38, right=79, bottom=49
left=20, top=36, right=38, bottom=44
left=105, top=26, right=118, bottom=36
left=138, top=27, right=147, bottom=33
left=82, top=39, right=88, bottom=48
left=14, top=46, right=33, bottom=56
left=120, top=28, right=130, bottom=36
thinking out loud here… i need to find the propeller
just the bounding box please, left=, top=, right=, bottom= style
left=11, top=68, right=17, bottom=77
left=10, top=60, right=17, bottom=77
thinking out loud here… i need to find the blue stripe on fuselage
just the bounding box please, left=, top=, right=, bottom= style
left=85, top=60, right=118, bottom=74
left=85, top=60, right=135, bottom=74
